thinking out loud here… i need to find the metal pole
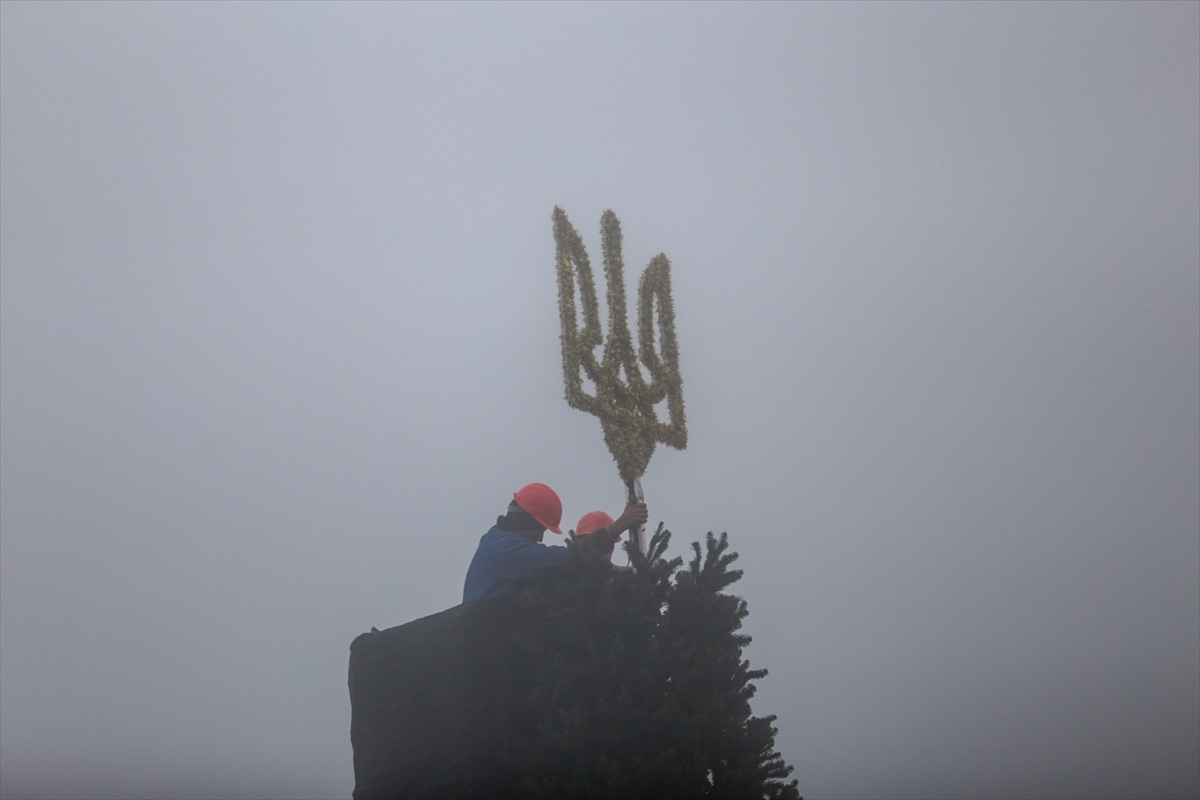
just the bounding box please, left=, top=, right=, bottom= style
left=625, top=477, right=645, bottom=558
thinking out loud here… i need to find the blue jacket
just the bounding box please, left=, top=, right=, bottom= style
left=462, top=526, right=580, bottom=602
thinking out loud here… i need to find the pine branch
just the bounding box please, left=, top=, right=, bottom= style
left=505, top=527, right=800, bottom=799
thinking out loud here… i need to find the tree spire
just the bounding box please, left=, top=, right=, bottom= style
left=553, top=207, right=687, bottom=483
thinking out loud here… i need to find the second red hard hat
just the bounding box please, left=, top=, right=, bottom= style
left=575, top=510, right=617, bottom=542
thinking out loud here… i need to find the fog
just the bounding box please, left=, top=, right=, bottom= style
left=1, top=3, right=1197, bottom=798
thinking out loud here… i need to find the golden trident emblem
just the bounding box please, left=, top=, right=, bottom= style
left=553, top=207, right=687, bottom=550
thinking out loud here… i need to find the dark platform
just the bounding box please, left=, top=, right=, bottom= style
left=348, top=600, right=523, bottom=800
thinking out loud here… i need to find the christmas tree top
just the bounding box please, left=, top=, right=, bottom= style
left=553, top=207, right=687, bottom=484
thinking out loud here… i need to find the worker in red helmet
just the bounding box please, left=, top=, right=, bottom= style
left=571, top=510, right=622, bottom=562
left=462, top=483, right=647, bottom=602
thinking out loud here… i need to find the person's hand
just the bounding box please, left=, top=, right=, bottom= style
left=611, top=501, right=648, bottom=536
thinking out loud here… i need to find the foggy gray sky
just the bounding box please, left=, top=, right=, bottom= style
left=1, top=2, right=1197, bottom=798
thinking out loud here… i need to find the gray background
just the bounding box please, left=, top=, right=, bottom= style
left=2, top=2, right=1197, bottom=798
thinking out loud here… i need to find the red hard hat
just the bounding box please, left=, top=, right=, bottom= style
left=513, top=483, right=563, bottom=534
left=575, top=510, right=617, bottom=541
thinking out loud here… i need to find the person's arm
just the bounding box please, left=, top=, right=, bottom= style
left=494, top=534, right=580, bottom=581
left=601, top=501, right=648, bottom=574
left=606, top=501, right=648, bottom=540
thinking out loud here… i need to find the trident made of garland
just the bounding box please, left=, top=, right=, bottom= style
left=553, top=207, right=687, bottom=550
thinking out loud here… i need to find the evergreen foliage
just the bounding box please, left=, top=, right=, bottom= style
left=503, top=525, right=801, bottom=799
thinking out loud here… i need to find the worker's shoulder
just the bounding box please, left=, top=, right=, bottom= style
left=479, top=526, right=535, bottom=553
left=481, top=526, right=575, bottom=559
left=480, top=525, right=520, bottom=544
